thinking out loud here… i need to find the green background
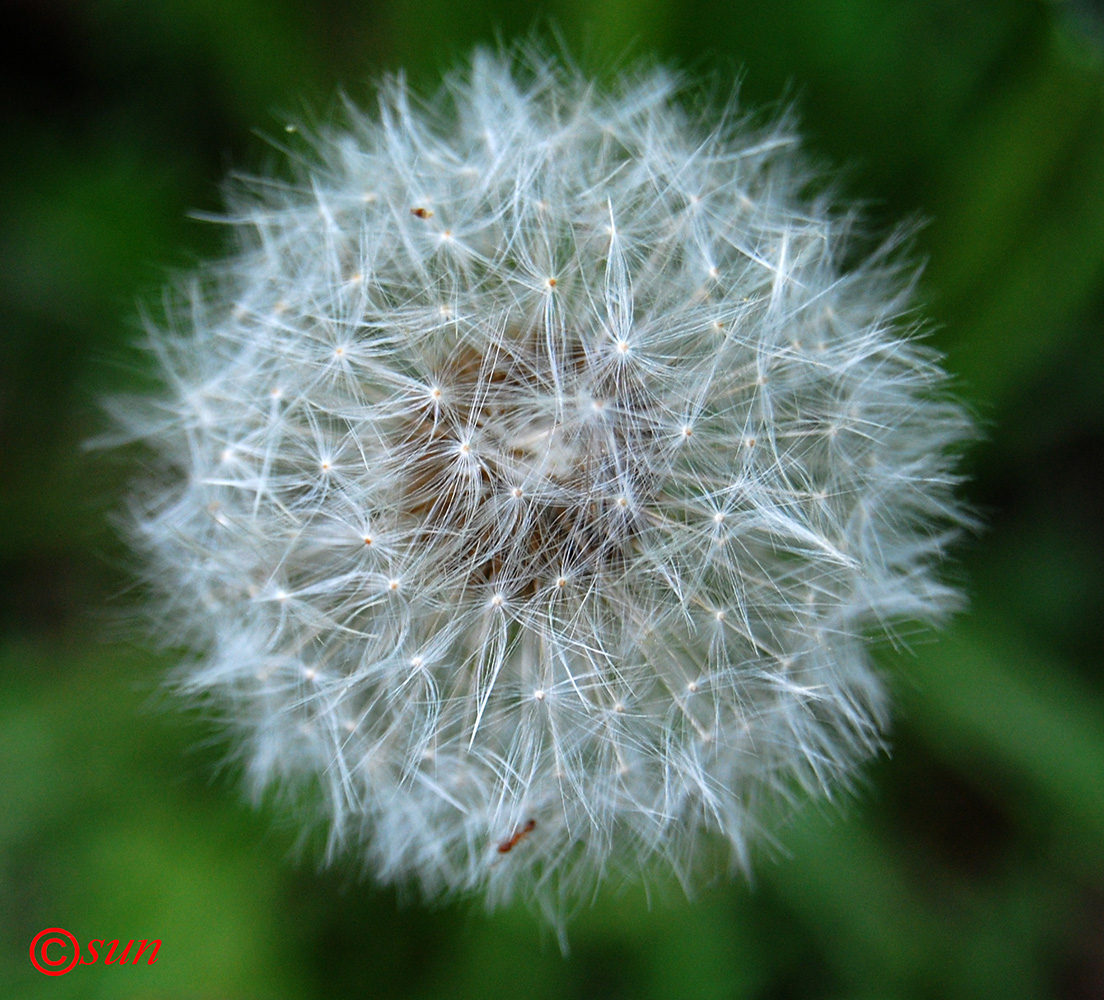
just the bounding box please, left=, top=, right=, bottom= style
left=3, top=1, right=1103, bottom=996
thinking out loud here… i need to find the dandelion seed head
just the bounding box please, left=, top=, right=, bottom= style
left=116, top=46, right=970, bottom=932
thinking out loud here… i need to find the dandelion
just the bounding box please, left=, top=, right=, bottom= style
left=115, top=47, right=970, bottom=932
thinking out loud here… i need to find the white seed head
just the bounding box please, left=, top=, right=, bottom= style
left=116, top=47, right=970, bottom=931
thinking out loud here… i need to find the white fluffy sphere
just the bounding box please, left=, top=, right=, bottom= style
left=119, top=49, right=969, bottom=928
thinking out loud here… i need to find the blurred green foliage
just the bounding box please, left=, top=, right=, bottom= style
left=2, top=0, right=1103, bottom=997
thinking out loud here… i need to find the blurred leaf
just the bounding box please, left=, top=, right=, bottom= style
left=904, top=614, right=1104, bottom=847
left=0, top=641, right=308, bottom=1000
left=927, top=27, right=1104, bottom=407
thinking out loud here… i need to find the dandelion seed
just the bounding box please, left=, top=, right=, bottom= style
left=497, top=818, right=537, bottom=854
left=114, top=45, right=971, bottom=935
